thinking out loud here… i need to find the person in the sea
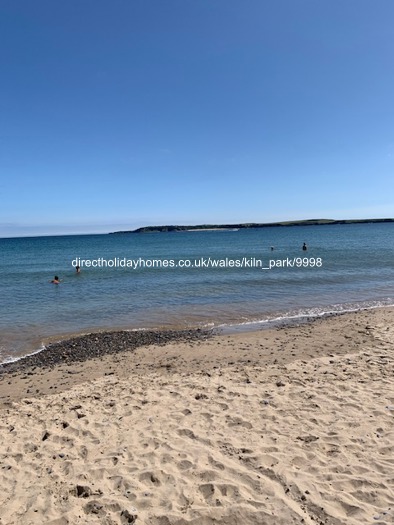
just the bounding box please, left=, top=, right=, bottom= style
left=75, top=265, right=81, bottom=274
left=302, top=242, right=307, bottom=251
left=51, top=275, right=60, bottom=284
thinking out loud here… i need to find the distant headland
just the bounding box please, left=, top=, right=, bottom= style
left=110, top=218, right=394, bottom=234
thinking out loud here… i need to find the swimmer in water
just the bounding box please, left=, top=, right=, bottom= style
left=51, top=275, right=60, bottom=284
left=302, top=242, right=307, bottom=251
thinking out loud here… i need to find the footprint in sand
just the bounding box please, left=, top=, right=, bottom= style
left=225, top=416, right=252, bottom=429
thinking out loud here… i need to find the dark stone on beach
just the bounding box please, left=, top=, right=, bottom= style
left=0, top=328, right=213, bottom=375
left=195, top=393, right=209, bottom=400
left=120, top=509, right=138, bottom=524
left=73, top=485, right=93, bottom=498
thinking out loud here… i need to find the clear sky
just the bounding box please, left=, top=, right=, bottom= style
left=1, top=0, right=393, bottom=237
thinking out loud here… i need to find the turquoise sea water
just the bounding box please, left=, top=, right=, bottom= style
left=0, top=223, right=393, bottom=364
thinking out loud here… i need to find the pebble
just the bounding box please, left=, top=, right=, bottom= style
left=0, top=328, right=212, bottom=374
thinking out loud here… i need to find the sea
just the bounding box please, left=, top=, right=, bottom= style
left=0, top=222, right=393, bottom=365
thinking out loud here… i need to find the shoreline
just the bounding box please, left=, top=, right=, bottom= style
left=0, top=307, right=393, bottom=524
left=0, top=306, right=392, bottom=406
left=2, top=301, right=393, bottom=369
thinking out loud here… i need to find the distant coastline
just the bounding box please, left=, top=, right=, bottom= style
left=109, top=218, right=394, bottom=234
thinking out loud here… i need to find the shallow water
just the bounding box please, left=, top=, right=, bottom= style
left=1, top=222, right=393, bottom=363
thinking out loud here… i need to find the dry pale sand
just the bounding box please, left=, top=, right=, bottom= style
left=0, top=308, right=393, bottom=525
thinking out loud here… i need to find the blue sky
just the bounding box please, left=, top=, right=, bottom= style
left=1, top=0, right=393, bottom=237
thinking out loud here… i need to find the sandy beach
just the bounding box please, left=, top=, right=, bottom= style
left=0, top=308, right=393, bottom=525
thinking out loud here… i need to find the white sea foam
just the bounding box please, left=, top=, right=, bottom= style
left=0, top=344, right=46, bottom=366
left=217, top=299, right=394, bottom=334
